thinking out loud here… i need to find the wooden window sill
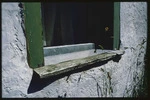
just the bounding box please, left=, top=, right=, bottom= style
left=34, top=50, right=124, bottom=79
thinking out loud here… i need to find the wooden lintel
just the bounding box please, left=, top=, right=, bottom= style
left=34, top=50, right=124, bottom=78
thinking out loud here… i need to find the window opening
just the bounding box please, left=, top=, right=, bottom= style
left=41, top=2, right=114, bottom=50
left=24, top=2, right=120, bottom=69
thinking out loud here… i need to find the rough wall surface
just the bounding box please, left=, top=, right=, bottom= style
left=2, top=2, right=147, bottom=97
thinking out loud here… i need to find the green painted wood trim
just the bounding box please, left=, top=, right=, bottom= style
left=24, top=3, right=44, bottom=68
left=113, top=2, right=120, bottom=50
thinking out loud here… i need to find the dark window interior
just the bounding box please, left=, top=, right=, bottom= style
left=41, top=2, right=114, bottom=50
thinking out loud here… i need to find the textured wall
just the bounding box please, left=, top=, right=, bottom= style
left=2, top=3, right=32, bottom=97
left=2, top=2, right=147, bottom=97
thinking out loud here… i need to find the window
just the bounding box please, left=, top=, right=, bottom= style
left=41, top=2, right=119, bottom=49
left=24, top=2, right=120, bottom=71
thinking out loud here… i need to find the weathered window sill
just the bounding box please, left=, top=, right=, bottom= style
left=34, top=50, right=124, bottom=79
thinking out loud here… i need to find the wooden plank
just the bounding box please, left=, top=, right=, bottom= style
left=113, top=2, right=120, bottom=50
left=34, top=50, right=124, bottom=78
left=24, top=3, right=44, bottom=68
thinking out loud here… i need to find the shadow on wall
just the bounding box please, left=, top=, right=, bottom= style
left=27, top=54, right=122, bottom=94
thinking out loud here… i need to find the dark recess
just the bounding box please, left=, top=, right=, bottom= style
left=42, top=2, right=114, bottom=50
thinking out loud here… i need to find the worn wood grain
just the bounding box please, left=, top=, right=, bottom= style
left=34, top=50, right=124, bottom=78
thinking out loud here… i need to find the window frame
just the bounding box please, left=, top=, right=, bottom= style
left=23, top=2, right=120, bottom=69
left=24, top=3, right=44, bottom=68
